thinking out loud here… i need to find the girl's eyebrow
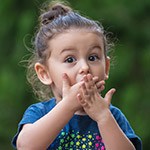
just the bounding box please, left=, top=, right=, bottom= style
left=59, top=45, right=102, bottom=54
left=89, top=45, right=102, bottom=51
left=60, top=48, right=76, bottom=54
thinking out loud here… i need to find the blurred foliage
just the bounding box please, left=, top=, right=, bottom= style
left=0, top=0, right=149, bottom=149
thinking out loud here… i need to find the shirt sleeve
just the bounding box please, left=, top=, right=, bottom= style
left=110, top=105, right=142, bottom=150
left=11, top=103, right=46, bottom=149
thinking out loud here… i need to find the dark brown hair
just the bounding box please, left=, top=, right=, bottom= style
left=27, top=0, right=112, bottom=101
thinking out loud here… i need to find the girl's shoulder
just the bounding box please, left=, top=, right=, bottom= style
left=20, top=98, right=56, bottom=123
left=109, top=104, right=130, bottom=126
left=110, top=105, right=122, bottom=114
left=26, top=97, right=56, bottom=113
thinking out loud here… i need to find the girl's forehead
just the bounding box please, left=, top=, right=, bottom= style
left=47, top=29, right=105, bottom=55
left=51, top=28, right=103, bottom=43
left=50, top=29, right=103, bottom=46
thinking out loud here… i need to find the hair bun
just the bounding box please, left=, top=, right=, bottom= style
left=41, top=4, right=71, bottom=25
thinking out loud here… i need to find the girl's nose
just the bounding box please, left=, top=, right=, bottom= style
left=79, top=60, right=90, bottom=74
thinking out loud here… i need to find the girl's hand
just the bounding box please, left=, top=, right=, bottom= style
left=93, top=76, right=105, bottom=93
left=77, top=74, right=116, bottom=122
left=62, top=73, right=84, bottom=112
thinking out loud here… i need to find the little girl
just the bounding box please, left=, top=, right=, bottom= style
left=12, top=1, right=142, bottom=150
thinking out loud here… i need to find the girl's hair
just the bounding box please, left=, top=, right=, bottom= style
left=27, top=0, right=113, bottom=101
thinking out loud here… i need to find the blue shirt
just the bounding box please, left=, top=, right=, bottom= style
left=12, top=98, right=142, bottom=150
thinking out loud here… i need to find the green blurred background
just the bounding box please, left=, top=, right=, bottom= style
left=0, top=0, right=150, bottom=149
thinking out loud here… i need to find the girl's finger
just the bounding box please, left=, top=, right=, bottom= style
left=96, top=80, right=105, bottom=92
left=86, top=74, right=95, bottom=90
left=104, top=88, right=116, bottom=105
left=93, top=76, right=99, bottom=83
left=62, top=73, right=71, bottom=94
left=77, top=93, right=87, bottom=107
left=62, top=73, right=70, bottom=96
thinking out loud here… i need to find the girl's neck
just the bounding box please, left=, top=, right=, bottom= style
left=75, top=108, right=87, bottom=115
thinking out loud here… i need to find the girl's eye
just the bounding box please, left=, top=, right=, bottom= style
left=65, top=57, right=76, bottom=63
left=88, top=55, right=99, bottom=61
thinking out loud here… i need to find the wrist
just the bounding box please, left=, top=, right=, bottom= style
left=60, top=97, right=78, bottom=114
left=96, top=109, right=112, bottom=126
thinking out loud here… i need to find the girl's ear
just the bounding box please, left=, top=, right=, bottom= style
left=105, top=56, right=110, bottom=80
left=34, top=62, right=52, bottom=85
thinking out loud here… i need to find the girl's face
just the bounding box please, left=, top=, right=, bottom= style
left=36, top=29, right=110, bottom=101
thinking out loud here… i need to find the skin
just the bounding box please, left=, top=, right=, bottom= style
left=17, top=29, right=135, bottom=150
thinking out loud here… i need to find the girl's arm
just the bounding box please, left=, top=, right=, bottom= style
left=97, top=107, right=135, bottom=150
left=77, top=74, right=135, bottom=150
left=17, top=74, right=83, bottom=150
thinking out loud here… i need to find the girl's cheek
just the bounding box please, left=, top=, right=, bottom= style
left=68, top=75, right=77, bottom=86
